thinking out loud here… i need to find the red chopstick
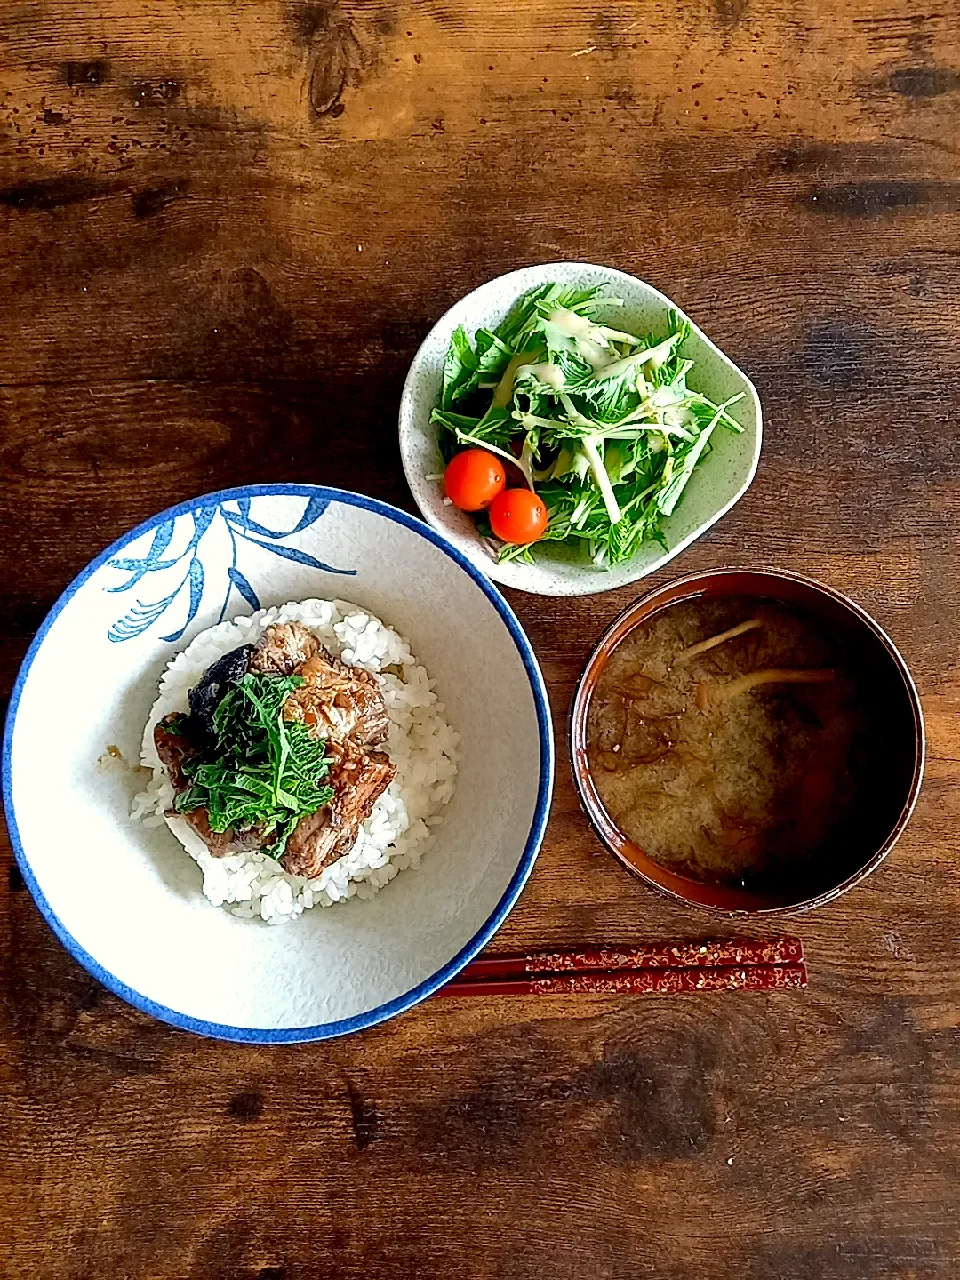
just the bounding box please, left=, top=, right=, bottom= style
left=451, top=936, right=803, bottom=981
left=437, top=936, right=806, bottom=999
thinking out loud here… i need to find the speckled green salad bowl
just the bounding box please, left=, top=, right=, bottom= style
left=400, top=263, right=763, bottom=597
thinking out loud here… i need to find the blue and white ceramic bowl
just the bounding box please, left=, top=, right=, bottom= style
left=2, top=486, right=554, bottom=1041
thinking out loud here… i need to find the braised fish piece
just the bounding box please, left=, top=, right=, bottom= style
left=249, top=622, right=320, bottom=676
left=154, top=714, right=193, bottom=791
left=154, top=715, right=264, bottom=856
left=283, top=649, right=390, bottom=747
left=281, top=738, right=397, bottom=879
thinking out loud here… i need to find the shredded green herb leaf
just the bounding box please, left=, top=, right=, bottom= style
left=174, top=673, right=334, bottom=858
left=431, top=283, right=744, bottom=568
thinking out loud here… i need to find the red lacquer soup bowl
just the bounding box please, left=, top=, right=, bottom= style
left=570, top=568, right=924, bottom=916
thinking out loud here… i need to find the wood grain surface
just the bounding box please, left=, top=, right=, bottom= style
left=2, top=1, right=959, bottom=1276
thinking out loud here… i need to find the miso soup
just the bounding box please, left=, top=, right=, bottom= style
left=585, top=595, right=872, bottom=892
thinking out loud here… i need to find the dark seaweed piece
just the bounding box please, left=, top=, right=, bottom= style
left=186, top=644, right=254, bottom=747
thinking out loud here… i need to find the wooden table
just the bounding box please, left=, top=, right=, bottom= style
left=2, top=2, right=959, bottom=1276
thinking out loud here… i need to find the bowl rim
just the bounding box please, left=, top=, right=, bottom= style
left=399, top=260, right=764, bottom=597
left=569, top=565, right=926, bottom=916
left=2, top=483, right=555, bottom=1042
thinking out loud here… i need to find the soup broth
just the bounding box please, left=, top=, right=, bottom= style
left=586, top=595, right=871, bottom=891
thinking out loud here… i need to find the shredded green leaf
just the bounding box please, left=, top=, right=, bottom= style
left=173, top=673, right=334, bottom=858
left=432, top=284, right=744, bottom=568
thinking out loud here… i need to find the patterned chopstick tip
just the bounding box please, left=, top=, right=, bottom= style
left=514, top=936, right=804, bottom=975
left=526, top=964, right=807, bottom=997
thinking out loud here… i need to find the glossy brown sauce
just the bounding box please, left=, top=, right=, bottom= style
left=586, top=596, right=871, bottom=891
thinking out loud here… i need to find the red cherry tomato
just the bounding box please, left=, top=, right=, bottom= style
left=489, top=488, right=549, bottom=545
left=444, top=449, right=507, bottom=512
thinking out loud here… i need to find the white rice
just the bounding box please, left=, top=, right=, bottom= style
left=132, top=599, right=459, bottom=923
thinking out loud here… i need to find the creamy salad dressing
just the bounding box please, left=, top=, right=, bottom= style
left=544, top=308, right=612, bottom=370
left=516, top=362, right=566, bottom=390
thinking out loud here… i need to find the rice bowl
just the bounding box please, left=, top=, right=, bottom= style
left=3, top=484, right=553, bottom=1040
left=134, top=598, right=459, bottom=923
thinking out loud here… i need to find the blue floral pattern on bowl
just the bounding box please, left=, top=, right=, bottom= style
left=105, top=495, right=355, bottom=643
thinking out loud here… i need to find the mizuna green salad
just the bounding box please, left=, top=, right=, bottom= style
left=431, top=283, right=744, bottom=567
